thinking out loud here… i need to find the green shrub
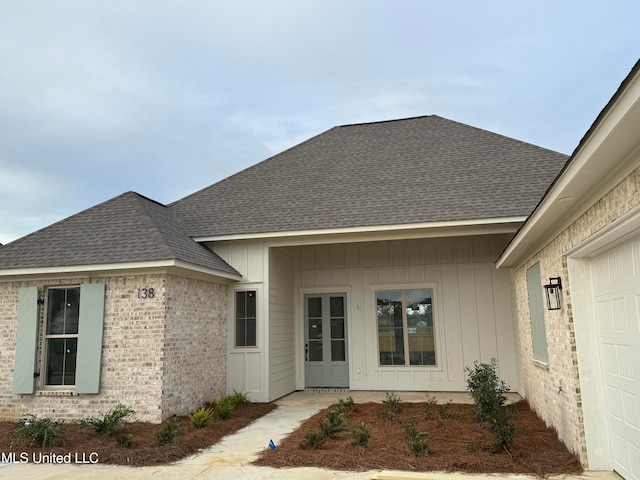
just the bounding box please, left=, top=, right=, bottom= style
left=229, top=390, right=250, bottom=407
left=333, top=396, right=355, bottom=413
left=10, top=415, right=65, bottom=448
left=318, top=408, right=346, bottom=438
left=401, top=417, right=428, bottom=456
left=347, top=421, right=370, bottom=447
left=215, top=396, right=235, bottom=420
left=80, top=404, right=135, bottom=435
left=155, top=417, right=180, bottom=445
left=299, top=429, right=325, bottom=449
left=378, top=392, right=402, bottom=419
left=188, top=406, right=214, bottom=428
left=115, top=432, right=133, bottom=448
left=465, top=358, right=516, bottom=451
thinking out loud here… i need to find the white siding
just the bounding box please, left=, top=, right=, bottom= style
left=268, top=247, right=296, bottom=400
left=293, top=234, right=517, bottom=391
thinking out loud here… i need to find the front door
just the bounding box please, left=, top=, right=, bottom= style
left=304, top=294, right=349, bottom=388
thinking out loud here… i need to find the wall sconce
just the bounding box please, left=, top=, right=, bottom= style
left=544, top=277, right=562, bottom=311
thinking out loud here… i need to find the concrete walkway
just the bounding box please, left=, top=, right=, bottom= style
left=0, top=391, right=621, bottom=480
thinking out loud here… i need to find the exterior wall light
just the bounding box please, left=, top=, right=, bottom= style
left=544, top=277, right=562, bottom=311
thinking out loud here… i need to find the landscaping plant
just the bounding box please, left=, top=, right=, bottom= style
left=188, top=406, right=214, bottom=428
left=401, top=417, right=429, bottom=456
left=10, top=415, right=65, bottom=448
left=80, top=403, right=135, bottom=435
left=155, top=417, right=180, bottom=445
left=465, top=358, right=516, bottom=452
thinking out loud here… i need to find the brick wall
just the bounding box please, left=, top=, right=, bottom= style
left=0, top=274, right=167, bottom=422
left=161, top=275, right=227, bottom=418
left=512, top=166, right=640, bottom=464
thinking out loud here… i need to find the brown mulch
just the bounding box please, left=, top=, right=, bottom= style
left=0, top=402, right=276, bottom=466
left=253, top=400, right=584, bottom=476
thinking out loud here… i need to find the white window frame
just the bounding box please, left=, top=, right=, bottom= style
left=374, top=285, right=438, bottom=367
left=233, top=288, right=259, bottom=349
left=42, top=285, right=81, bottom=389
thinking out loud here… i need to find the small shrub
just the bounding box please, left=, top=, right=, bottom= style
left=465, top=358, right=516, bottom=451
left=401, top=417, right=429, bottom=456
left=378, top=392, right=402, bottom=419
left=188, top=406, right=214, bottom=428
left=425, top=393, right=438, bottom=405
left=215, top=396, right=235, bottom=420
left=347, top=421, right=370, bottom=447
left=319, top=408, right=346, bottom=438
left=333, top=396, right=355, bottom=413
left=155, top=417, right=180, bottom=445
left=80, top=404, right=135, bottom=435
left=229, top=389, right=250, bottom=407
left=10, top=415, right=65, bottom=448
left=299, top=429, right=325, bottom=449
left=115, top=432, right=133, bottom=448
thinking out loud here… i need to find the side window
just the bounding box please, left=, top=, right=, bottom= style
left=235, top=290, right=257, bottom=347
left=12, top=284, right=105, bottom=394
left=376, top=289, right=436, bottom=366
left=45, top=287, right=80, bottom=386
left=526, top=263, right=549, bottom=363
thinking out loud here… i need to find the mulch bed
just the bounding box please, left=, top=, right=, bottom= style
left=0, top=402, right=276, bottom=466
left=253, top=400, right=584, bottom=476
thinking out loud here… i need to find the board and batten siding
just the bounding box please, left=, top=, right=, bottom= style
left=293, top=234, right=517, bottom=391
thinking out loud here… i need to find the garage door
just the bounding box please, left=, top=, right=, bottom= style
left=591, top=234, right=640, bottom=480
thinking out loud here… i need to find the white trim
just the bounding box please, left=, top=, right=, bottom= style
left=566, top=204, right=640, bottom=258
left=195, top=217, right=527, bottom=243
left=0, top=259, right=242, bottom=281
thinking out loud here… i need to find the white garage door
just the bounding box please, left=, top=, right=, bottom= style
left=591, top=234, right=640, bottom=480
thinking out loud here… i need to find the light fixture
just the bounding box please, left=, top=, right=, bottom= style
left=544, top=277, right=562, bottom=311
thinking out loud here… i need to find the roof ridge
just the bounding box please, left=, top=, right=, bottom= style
left=128, top=194, right=180, bottom=258
left=337, top=114, right=437, bottom=128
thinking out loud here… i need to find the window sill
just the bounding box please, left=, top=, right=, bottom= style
left=37, top=390, right=78, bottom=396
left=532, top=359, right=549, bottom=371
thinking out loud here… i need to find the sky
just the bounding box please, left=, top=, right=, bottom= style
left=0, top=1, right=638, bottom=245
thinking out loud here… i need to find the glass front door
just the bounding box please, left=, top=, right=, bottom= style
left=304, top=293, right=349, bottom=388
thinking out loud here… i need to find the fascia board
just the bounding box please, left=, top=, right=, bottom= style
left=194, top=217, right=527, bottom=245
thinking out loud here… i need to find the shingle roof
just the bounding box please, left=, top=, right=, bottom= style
left=0, top=192, right=239, bottom=274
left=170, top=115, right=569, bottom=238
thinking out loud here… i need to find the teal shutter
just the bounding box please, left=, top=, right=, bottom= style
left=526, top=263, right=549, bottom=363
left=12, top=287, right=39, bottom=394
left=75, top=283, right=105, bottom=394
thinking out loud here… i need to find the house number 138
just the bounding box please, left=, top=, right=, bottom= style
left=137, top=288, right=155, bottom=299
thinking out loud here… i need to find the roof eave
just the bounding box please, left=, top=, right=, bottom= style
left=195, top=217, right=527, bottom=246
left=497, top=62, right=640, bottom=270
left=0, top=259, right=243, bottom=282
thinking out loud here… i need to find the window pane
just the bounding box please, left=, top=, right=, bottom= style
left=308, top=340, right=323, bottom=361
left=308, top=318, right=322, bottom=340
left=235, top=290, right=257, bottom=347
left=46, top=338, right=77, bottom=386
left=377, top=291, right=405, bottom=365
left=308, top=297, right=322, bottom=318
left=47, top=288, right=80, bottom=335
left=330, top=296, right=344, bottom=317
left=331, top=340, right=345, bottom=361
left=330, top=318, right=344, bottom=339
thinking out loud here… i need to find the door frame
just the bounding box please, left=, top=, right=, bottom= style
left=296, top=287, right=351, bottom=390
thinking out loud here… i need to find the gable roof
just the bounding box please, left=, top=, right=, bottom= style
left=0, top=191, right=239, bottom=276
left=170, top=115, right=569, bottom=239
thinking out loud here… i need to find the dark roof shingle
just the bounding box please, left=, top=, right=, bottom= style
left=170, top=115, right=569, bottom=237
left=0, top=192, right=239, bottom=274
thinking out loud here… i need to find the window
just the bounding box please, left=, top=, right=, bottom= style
left=45, top=287, right=80, bottom=386
left=376, top=289, right=436, bottom=366
left=526, top=263, right=549, bottom=363
left=235, top=290, right=257, bottom=347
left=12, top=284, right=105, bottom=395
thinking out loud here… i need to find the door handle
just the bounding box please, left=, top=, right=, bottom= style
left=305, top=343, right=308, bottom=362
